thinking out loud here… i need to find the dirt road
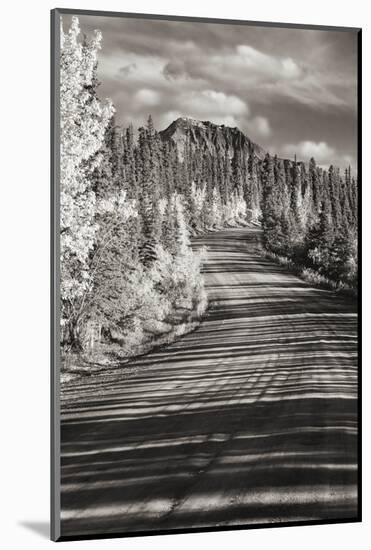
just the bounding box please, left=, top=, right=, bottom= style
left=60, top=228, right=358, bottom=537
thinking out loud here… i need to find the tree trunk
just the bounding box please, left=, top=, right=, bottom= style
left=68, top=319, right=83, bottom=352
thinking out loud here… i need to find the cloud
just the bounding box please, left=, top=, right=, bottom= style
left=206, top=115, right=241, bottom=127
left=236, top=45, right=303, bottom=80
left=191, top=44, right=349, bottom=109
left=74, top=14, right=356, bottom=168
left=281, top=142, right=358, bottom=171
left=77, top=14, right=357, bottom=112
left=247, top=116, right=272, bottom=138
left=163, top=60, right=188, bottom=80
left=342, top=154, right=355, bottom=167
left=119, top=63, right=137, bottom=76
left=281, top=57, right=303, bottom=79
left=282, top=141, right=335, bottom=162
left=155, top=91, right=250, bottom=131
left=182, top=90, right=248, bottom=119
left=134, top=88, right=161, bottom=107
left=157, top=110, right=185, bottom=129
left=103, top=52, right=167, bottom=86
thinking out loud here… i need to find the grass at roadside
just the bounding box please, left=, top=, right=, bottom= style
left=259, top=247, right=357, bottom=298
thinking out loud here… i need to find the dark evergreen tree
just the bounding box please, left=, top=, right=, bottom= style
left=136, top=122, right=158, bottom=266
left=123, top=124, right=137, bottom=199
left=261, top=153, right=281, bottom=251
left=309, top=157, right=321, bottom=217
left=328, top=165, right=342, bottom=230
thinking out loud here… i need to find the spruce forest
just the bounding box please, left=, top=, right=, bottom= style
left=60, top=17, right=358, bottom=368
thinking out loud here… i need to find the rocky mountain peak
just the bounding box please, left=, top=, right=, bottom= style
left=160, top=117, right=266, bottom=163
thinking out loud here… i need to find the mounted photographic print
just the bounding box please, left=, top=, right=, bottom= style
left=51, top=8, right=361, bottom=542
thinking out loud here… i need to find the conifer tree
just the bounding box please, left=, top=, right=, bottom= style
left=137, top=124, right=157, bottom=266
left=328, top=165, right=342, bottom=230
left=261, top=153, right=281, bottom=251
left=123, top=124, right=137, bottom=198
left=247, top=154, right=260, bottom=221
left=309, top=157, right=321, bottom=217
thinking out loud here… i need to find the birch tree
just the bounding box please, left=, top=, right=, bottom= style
left=60, top=16, right=114, bottom=347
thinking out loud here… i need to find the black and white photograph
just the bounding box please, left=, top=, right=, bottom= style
left=52, top=8, right=360, bottom=541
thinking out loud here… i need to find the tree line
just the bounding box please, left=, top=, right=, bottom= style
left=260, top=154, right=358, bottom=287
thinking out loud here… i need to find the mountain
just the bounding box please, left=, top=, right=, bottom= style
left=160, top=117, right=266, bottom=163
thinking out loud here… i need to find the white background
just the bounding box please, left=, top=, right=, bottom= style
left=0, top=0, right=368, bottom=548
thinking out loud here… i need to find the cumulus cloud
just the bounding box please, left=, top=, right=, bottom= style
left=157, top=110, right=185, bottom=129
left=134, top=89, right=161, bottom=107
left=280, top=142, right=358, bottom=171
left=182, top=90, right=248, bottom=118
left=236, top=45, right=303, bottom=80
left=111, top=53, right=167, bottom=86
left=163, top=60, right=188, bottom=80
left=158, top=111, right=240, bottom=130
left=282, top=141, right=335, bottom=163
left=191, top=44, right=348, bottom=109
left=246, top=116, right=272, bottom=138
left=119, top=63, right=137, bottom=76
left=342, top=154, right=355, bottom=167
left=281, top=57, right=303, bottom=79
left=154, top=91, right=250, bottom=132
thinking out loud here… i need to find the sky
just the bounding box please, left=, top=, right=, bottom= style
left=68, top=14, right=358, bottom=171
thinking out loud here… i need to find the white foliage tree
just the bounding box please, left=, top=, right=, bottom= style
left=190, top=181, right=207, bottom=230
left=209, top=187, right=223, bottom=228
left=233, top=188, right=247, bottom=221
left=173, top=193, right=190, bottom=253
left=223, top=188, right=247, bottom=225
left=60, top=16, right=114, bottom=345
